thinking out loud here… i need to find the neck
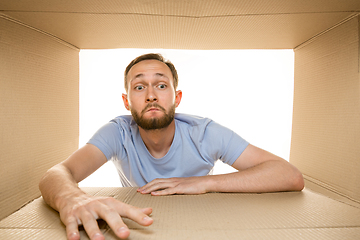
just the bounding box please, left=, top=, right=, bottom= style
left=138, top=120, right=176, bottom=159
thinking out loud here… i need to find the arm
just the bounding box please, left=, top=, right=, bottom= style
left=39, top=144, right=153, bottom=240
left=138, top=144, right=304, bottom=195
left=207, top=144, right=304, bottom=193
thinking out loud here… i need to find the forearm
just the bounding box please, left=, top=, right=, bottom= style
left=206, top=160, right=304, bottom=193
left=39, top=164, right=85, bottom=211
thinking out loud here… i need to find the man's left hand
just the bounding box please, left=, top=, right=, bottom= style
left=137, top=176, right=211, bottom=196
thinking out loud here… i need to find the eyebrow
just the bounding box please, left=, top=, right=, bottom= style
left=133, top=73, right=144, bottom=79
left=131, top=73, right=169, bottom=82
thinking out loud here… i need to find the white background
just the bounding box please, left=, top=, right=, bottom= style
left=78, top=49, right=294, bottom=187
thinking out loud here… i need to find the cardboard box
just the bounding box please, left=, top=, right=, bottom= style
left=1, top=0, right=360, bottom=238
left=1, top=187, right=360, bottom=239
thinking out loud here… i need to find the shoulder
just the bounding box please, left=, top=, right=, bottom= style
left=175, top=113, right=246, bottom=144
left=174, top=113, right=212, bottom=127
left=91, top=115, right=135, bottom=139
left=175, top=113, right=223, bottom=142
left=175, top=113, right=229, bottom=134
left=88, top=115, right=135, bottom=160
left=108, top=115, right=137, bottom=131
left=110, top=115, right=133, bottom=125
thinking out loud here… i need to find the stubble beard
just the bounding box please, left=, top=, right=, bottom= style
left=131, top=103, right=176, bottom=130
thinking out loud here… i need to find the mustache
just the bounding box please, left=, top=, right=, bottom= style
left=141, top=103, right=166, bottom=115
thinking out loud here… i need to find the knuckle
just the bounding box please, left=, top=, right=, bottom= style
left=63, top=215, right=77, bottom=225
left=86, top=199, right=101, bottom=208
left=101, top=206, right=116, bottom=217
left=102, top=196, right=116, bottom=205
left=61, top=207, right=81, bottom=224
left=81, top=211, right=94, bottom=221
left=123, top=204, right=139, bottom=216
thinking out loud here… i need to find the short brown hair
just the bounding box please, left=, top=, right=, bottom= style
left=124, top=53, right=178, bottom=92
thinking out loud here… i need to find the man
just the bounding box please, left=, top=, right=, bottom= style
left=39, top=53, right=304, bottom=240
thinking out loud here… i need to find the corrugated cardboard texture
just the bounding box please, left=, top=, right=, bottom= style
left=0, top=15, right=79, bottom=220
left=291, top=16, right=360, bottom=203
left=0, top=187, right=359, bottom=239
left=1, top=0, right=360, bottom=237
left=1, top=0, right=359, bottom=49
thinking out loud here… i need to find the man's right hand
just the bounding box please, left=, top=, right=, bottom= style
left=39, top=144, right=153, bottom=239
left=59, top=194, right=153, bottom=240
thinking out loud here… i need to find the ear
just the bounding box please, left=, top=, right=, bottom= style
left=122, top=93, right=130, bottom=111
left=175, top=90, right=182, bottom=108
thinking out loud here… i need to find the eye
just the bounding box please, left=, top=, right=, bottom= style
left=135, top=85, right=144, bottom=91
left=158, top=84, right=167, bottom=89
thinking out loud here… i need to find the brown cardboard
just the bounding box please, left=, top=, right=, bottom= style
left=1, top=0, right=360, bottom=239
left=0, top=14, right=79, bottom=220
left=0, top=0, right=359, bottom=49
left=291, top=15, right=360, bottom=204
left=1, top=187, right=360, bottom=239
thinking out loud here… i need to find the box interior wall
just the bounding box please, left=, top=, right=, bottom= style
left=0, top=0, right=360, bottom=224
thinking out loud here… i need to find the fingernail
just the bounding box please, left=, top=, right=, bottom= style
left=143, top=216, right=152, bottom=221
left=93, top=233, right=102, bottom=240
left=69, top=232, right=78, bottom=239
left=118, top=227, right=128, bottom=233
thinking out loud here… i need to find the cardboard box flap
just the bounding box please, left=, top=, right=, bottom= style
left=0, top=1, right=359, bottom=49
left=1, top=0, right=360, bottom=15
left=291, top=15, right=360, bottom=203
left=1, top=187, right=360, bottom=239
left=0, top=14, right=79, bottom=220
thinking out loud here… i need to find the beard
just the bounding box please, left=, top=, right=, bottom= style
left=131, top=103, right=175, bottom=130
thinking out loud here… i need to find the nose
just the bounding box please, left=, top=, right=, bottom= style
left=146, top=87, right=157, bottom=103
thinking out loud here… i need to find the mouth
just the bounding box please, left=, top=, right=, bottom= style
left=146, top=107, right=160, bottom=112
left=142, top=104, right=165, bottom=115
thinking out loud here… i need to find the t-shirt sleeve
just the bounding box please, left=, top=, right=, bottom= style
left=87, top=121, right=125, bottom=161
left=201, top=121, right=249, bottom=166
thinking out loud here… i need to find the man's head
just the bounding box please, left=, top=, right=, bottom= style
left=124, top=53, right=179, bottom=93
left=122, top=54, right=182, bottom=130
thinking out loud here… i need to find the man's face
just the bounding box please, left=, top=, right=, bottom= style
left=122, top=60, right=182, bottom=130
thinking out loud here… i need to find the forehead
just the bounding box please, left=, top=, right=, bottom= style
left=128, top=59, right=173, bottom=79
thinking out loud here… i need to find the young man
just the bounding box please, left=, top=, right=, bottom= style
left=39, top=53, right=304, bottom=240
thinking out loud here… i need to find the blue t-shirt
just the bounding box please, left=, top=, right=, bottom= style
left=88, top=113, right=249, bottom=187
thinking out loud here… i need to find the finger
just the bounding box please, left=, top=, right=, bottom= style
left=138, top=181, right=157, bottom=193
left=80, top=211, right=104, bottom=240
left=151, top=187, right=179, bottom=196
left=65, top=217, right=81, bottom=240
left=105, top=199, right=153, bottom=226
left=121, top=204, right=154, bottom=226
left=142, top=182, right=178, bottom=194
left=140, top=207, right=153, bottom=216
left=138, top=178, right=171, bottom=192
left=93, top=204, right=130, bottom=239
